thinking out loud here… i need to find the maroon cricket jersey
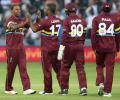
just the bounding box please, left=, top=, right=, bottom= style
left=91, top=12, right=119, bottom=52
left=35, top=16, right=62, bottom=51
left=5, top=16, right=26, bottom=49
left=112, top=12, right=120, bottom=32
left=114, top=12, right=120, bottom=51
left=62, top=13, right=87, bottom=46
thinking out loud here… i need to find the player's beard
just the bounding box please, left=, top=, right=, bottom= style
left=14, top=12, right=21, bottom=17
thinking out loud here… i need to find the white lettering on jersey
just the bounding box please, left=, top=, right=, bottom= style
left=51, top=20, right=60, bottom=24
left=71, top=19, right=81, bottom=23
left=102, top=18, right=112, bottom=22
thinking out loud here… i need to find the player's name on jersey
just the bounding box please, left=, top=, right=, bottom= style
left=71, top=19, right=81, bottom=23
left=101, top=18, right=112, bottom=22
left=51, top=20, right=60, bottom=23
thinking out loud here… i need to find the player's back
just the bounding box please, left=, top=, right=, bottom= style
left=114, top=12, right=120, bottom=50
left=62, top=13, right=86, bottom=46
left=5, top=16, right=25, bottom=49
left=92, top=12, right=118, bottom=52
left=40, top=16, right=62, bottom=51
left=113, top=12, right=120, bottom=34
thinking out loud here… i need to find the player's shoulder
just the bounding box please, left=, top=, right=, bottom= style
left=5, top=16, right=16, bottom=25
left=55, top=16, right=62, bottom=21
left=55, top=16, right=62, bottom=24
left=46, top=16, right=61, bottom=23
left=39, top=17, right=48, bottom=26
left=6, top=16, right=14, bottom=21
left=42, top=17, right=48, bottom=22
left=63, top=16, right=74, bottom=26
left=64, top=14, right=78, bottom=22
left=112, top=12, right=120, bottom=17
left=92, top=15, right=102, bottom=23
left=112, top=12, right=120, bottom=20
left=93, top=15, right=99, bottom=20
left=79, top=16, right=86, bottom=22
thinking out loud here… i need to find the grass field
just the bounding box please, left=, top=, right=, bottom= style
left=0, top=62, right=120, bottom=100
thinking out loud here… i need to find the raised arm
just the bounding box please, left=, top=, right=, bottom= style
left=30, top=10, right=42, bottom=32
left=30, top=20, right=38, bottom=32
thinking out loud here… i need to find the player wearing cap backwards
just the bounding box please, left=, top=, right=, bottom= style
left=58, top=3, right=87, bottom=96
left=30, top=3, right=62, bottom=94
left=91, top=2, right=119, bottom=97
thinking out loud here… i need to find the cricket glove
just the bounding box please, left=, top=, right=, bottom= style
left=57, top=45, right=65, bottom=60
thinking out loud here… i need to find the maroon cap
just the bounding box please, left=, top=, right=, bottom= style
left=65, top=3, right=76, bottom=12
left=102, top=2, right=112, bottom=12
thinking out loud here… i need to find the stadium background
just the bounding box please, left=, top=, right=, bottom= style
left=0, top=1, right=120, bottom=100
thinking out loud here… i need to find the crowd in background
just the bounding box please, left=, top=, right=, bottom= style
left=0, top=0, right=120, bottom=46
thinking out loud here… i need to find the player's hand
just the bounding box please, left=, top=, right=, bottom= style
left=94, top=50, right=96, bottom=55
left=22, top=15, right=31, bottom=28
left=10, top=23, right=18, bottom=30
left=57, top=45, right=65, bottom=60
left=7, top=21, right=17, bottom=30
left=36, top=10, right=41, bottom=22
left=25, top=15, right=31, bottom=23
left=115, top=52, right=119, bottom=57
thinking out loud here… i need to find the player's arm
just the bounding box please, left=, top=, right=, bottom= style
left=115, top=34, right=120, bottom=52
left=30, top=10, right=42, bottom=32
left=114, top=18, right=120, bottom=52
left=9, top=17, right=30, bottom=30
left=115, top=26, right=120, bottom=52
left=57, top=26, right=65, bottom=60
left=115, top=14, right=120, bottom=34
left=30, top=21, right=39, bottom=32
left=36, top=10, right=41, bottom=23
left=91, top=18, right=97, bottom=51
left=83, top=20, right=88, bottom=42
left=30, top=19, right=44, bottom=32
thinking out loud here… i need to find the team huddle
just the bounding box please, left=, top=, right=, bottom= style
left=4, top=1, right=120, bottom=97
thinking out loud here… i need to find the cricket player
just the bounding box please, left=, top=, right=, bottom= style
left=5, top=4, right=36, bottom=95
left=30, top=3, right=62, bottom=94
left=91, top=2, right=119, bottom=97
left=57, top=3, right=87, bottom=96
left=114, top=3, right=120, bottom=50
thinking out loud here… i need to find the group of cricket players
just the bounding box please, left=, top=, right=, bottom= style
left=4, top=1, right=120, bottom=97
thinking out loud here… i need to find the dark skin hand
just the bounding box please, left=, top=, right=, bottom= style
left=30, top=10, right=42, bottom=32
